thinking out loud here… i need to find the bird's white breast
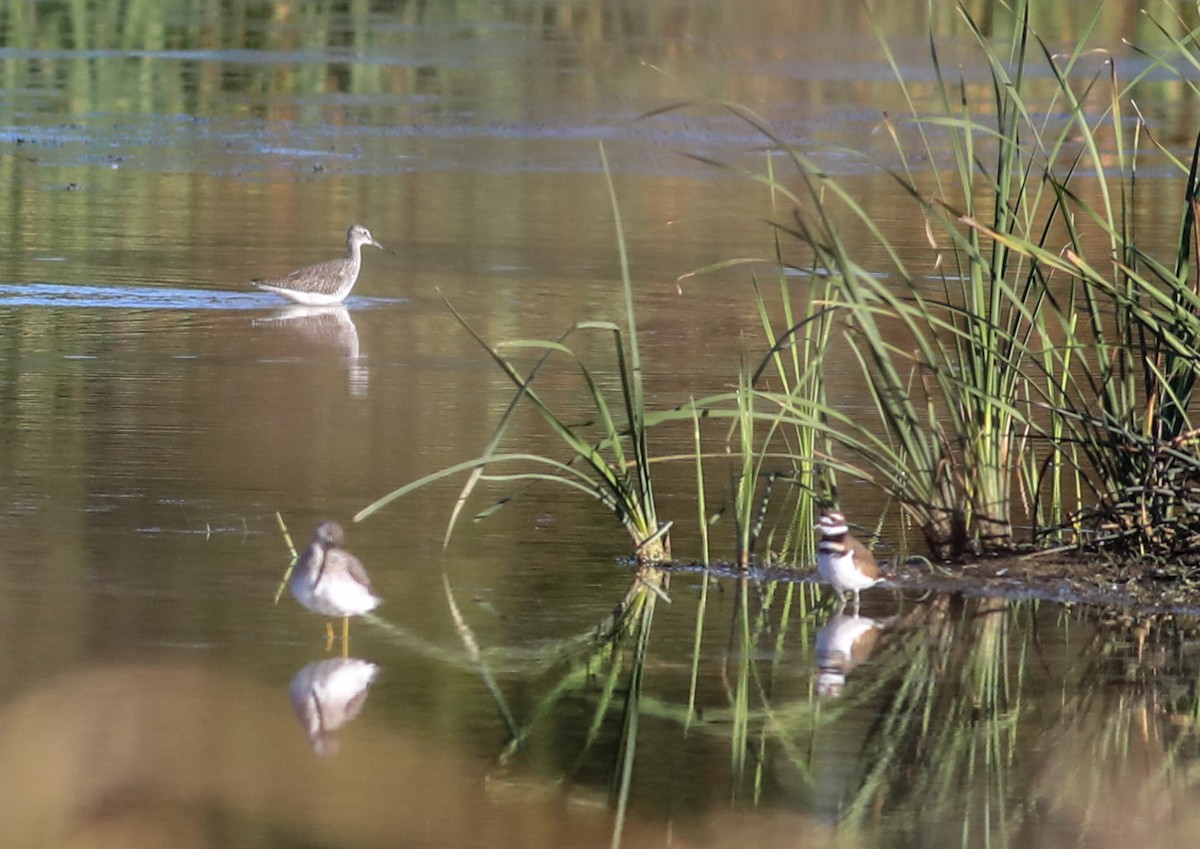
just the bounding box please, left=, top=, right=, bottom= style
left=817, top=544, right=879, bottom=593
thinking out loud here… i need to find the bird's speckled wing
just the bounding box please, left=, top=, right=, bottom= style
left=331, top=549, right=375, bottom=593
left=253, top=256, right=354, bottom=297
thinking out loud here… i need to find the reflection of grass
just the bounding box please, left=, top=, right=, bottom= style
left=723, top=573, right=816, bottom=801
left=458, top=577, right=1200, bottom=847
left=465, top=582, right=1032, bottom=843
left=831, top=603, right=1200, bottom=844
left=836, top=598, right=1023, bottom=840
left=456, top=567, right=667, bottom=849
left=611, top=571, right=662, bottom=849
left=1014, top=616, right=1200, bottom=844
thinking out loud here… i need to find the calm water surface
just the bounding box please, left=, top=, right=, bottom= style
left=1, top=2, right=1199, bottom=848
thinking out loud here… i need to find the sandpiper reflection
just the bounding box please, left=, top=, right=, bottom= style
left=288, top=657, right=381, bottom=756
left=814, top=611, right=891, bottom=698
left=252, top=304, right=368, bottom=395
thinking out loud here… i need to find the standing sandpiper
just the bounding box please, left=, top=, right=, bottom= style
left=290, top=520, right=382, bottom=651
left=252, top=224, right=384, bottom=305
left=816, top=510, right=886, bottom=611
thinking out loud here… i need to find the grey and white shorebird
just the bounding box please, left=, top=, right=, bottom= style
left=816, top=510, right=887, bottom=610
left=252, top=224, right=385, bottom=305
left=289, top=520, right=382, bottom=651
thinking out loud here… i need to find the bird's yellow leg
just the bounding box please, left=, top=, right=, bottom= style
left=341, top=616, right=350, bottom=658
left=324, top=620, right=335, bottom=652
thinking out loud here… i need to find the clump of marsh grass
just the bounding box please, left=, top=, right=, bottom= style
left=761, top=0, right=1066, bottom=557
left=355, top=144, right=674, bottom=562
left=865, top=1, right=1200, bottom=563
left=954, top=8, right=1200, bottom=562
left=684, top=0, right=1200, bottom=564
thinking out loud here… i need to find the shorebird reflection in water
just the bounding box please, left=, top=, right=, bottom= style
left=815, top=612, right=891, bottom=698
left=252, top=224, right=385, bottom=305
left=252, top=304, right=368, bottom=396
left=289, top=520, right=382, bottom=653
left=288, top=657, right=381, bottom=756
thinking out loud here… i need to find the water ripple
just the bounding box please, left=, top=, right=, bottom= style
left=0, top=283, right=402, bottom=311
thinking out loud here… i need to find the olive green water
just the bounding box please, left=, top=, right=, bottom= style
left=2, top=2, right=1200, bottom=848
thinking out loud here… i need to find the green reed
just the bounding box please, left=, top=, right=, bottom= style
left=270, top=511, right=299, bottom=605
left=769, top=0, right=1054, bottom=556
left=667, top=0, right=1200, bottom=562
left=356, top=143, right=674, bottom=561
left=869, top=0, right=1200, bottom=558
left=731, top=367, right=762, bottom=568
left=677, top=151, right=832, bottom=567
left=951, top=5, right=1200, bottom=557
left=686, top=398, right=712, bottom=728
left=747, top=153, right=836, bottom=562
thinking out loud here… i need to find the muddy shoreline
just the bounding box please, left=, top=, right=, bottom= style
left=664, top=553, right=1200, bottom=618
